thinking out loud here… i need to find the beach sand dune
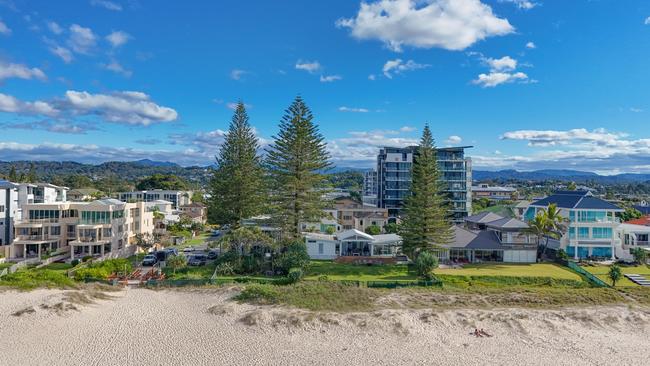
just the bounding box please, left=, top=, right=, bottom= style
left=1, top=287, right=649, bottom=366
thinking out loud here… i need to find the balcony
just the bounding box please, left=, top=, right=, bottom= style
left=14, top=234, right=60, bottom=242
left=15, top=218, right=60, bottom=226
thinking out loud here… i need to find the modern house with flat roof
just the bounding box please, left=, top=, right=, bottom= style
left=376, top=145, right=472, bottom=223
left=115, top=190, right=192, bottom=209
left=6, top=199, right=153, bottom=261
left=525, top=190, right=624, bottom=260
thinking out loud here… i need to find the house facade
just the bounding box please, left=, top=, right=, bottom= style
left=304, top=229, right=402, bottom=260
left=472, top=184, right=517, bottom=201
left=376, top=145, right=472, bottom=223
left=180, top=202, right=207, bottom=224
left=525, top=191, right=623, bottom=260
left=116, top=190, right=192, bottom=209
left=432, top=213, right=537, bottom=264
left=6, top=199, right=153, bottom=261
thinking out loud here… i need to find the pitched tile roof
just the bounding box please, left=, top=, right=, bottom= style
left=531, top=190, right=622, bottom=211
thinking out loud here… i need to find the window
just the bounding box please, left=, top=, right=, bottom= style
left=569, top=227, right=576, bottom=239
left=592, top=227, right=612, bottom=239
left=0, top=205, right=4, bottom=212
left=578, top=227, right=589, bottom=239
left=318, top=243, right=324, bottom=254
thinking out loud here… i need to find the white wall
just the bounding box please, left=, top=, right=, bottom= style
left=306, top=239, right=337, bottom=260
left=503, top=250, right=536, bottom=263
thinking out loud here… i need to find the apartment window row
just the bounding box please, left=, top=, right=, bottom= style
left=569, top=211, right=614, bottom=223
left=80, top=211, right=112, bottom=224
left=569, top=227, right=612, bottom=239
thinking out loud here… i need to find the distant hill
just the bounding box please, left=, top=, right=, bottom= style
left=473, top=169, right=650, bottom=183
left=0, top=160, right=210, bottom=186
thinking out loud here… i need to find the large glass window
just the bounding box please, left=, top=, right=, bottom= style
left=80, top=211, right=111, bottom=224
left=592, top=227, right=612, bottom=239
left=577, top=211, right=607, bottom=223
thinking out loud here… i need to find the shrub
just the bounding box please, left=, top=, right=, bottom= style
left=414, top=251, right=438, bottom=280
left=274, top=240, right=310, bottom=274
left=556, top=249, right=568, bottom=261
left=82, top=256, right=93, bottom=262
left=287, top=268, right=303, bottom=284
left=216, top=262, right=235, bottom=276
left=0, top=269, right=76, bottom=290
left=235, top=284, right=282, bottom=305
left=71, top=259, right=80, bottom=267
left=74, top=259, right=132, bottom=280
left=167, top=254, right=187, bottom=274
left=631, top=247, right=648, bottom=265
left=608, top=264, right=622, bottom=286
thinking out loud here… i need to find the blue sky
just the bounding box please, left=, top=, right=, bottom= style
left=1, top=0, right=650, bottom=174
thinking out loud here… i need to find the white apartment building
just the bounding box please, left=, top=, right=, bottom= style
left=6, top=199, right=153, bottom=261
left=116, top=190, right=192, bottom=209
left=0, top=181, right=68, bottom=248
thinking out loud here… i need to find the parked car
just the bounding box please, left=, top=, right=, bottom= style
left=212, top=230, right=221, bottom=237
left=188, top=254, right=207, bottom=266
left=164, top=247, right=178, bottom=256
left=142, top=254, right=158, bottom=266
left=183, top=246, right=195, bottom=253
left=207, top=250, right=219, bottom=260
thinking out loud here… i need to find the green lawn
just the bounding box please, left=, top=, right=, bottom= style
left=41, top=263, right=73, bottom=271
left=436, top=263, right=581, bottom=281
left=172, top=233, right=211, bottom=249
left=305, top=261, right=416, bottom=281
left=581, top=264, right=650, bottom=287
left=0, top=262, right=13, bottom=270
left=305, top=261, right=581, bottom=282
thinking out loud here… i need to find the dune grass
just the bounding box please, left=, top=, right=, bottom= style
left=0, top=268, right=77, bottom=290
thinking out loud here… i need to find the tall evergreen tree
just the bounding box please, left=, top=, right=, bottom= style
left=209, top=101, right=266, bottom=227
left=8, top=165, right=18, bottom=182
left=266, top=96, right=331, bottom=238
left=399, top=124, right=453, bottom=257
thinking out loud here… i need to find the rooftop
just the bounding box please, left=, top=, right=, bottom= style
left=531, top=190, right=622, bottom=211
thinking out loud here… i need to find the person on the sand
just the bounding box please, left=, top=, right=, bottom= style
left=473, top=328, right=482, bottom=337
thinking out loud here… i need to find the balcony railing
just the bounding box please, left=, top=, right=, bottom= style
left=16, top=218, right=60, bottom=224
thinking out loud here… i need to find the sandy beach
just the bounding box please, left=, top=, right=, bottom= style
left=1, top=286, right=649, bottom=366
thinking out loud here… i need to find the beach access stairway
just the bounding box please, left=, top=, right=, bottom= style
left=624, top=274, right=650, bottom=287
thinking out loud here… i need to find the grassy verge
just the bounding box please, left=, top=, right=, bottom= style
left=163, top=262, right=216, bottom=280
left=581, top=264, right=650, bottom=287
left=235, top=280, right=645, bottom=312
left=0, top=268, right=77, bottom=290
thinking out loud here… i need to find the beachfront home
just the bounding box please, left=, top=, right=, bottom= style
left=615, top=218, right=650, bottom=261
left=304, top=229, right=402, bottom=260
left=524, top=190, right=623, bottom=260
left=6, top=199, right=154, bottom=261
left=432, top=213, right=537, bottom=263
left=332, top=197, right=390, bottom=231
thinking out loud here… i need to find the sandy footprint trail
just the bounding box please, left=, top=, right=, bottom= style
left=1, top=287, right=649, bottom=365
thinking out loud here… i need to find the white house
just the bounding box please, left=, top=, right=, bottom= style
left=304, top=229, right=402, bottom=260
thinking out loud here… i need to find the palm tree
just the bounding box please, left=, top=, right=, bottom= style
left=540, top=203, right=567, bottom=257
left=526, top=214, right=548, bottom=259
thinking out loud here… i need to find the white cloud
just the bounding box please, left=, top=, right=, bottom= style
left=49, top=45, right=73, bottom=63
left=526, top=41, right=536, bottom=49
left=328, top=129, right=419, bottom=164
left=106, top=30, right=131, bottom=48
left=46, top=21, right=63, bottom=35
left=0, top=61, right=47, bottom=81
left=445, top=135, right=462, bottom=145
left=320, top=74, right=342, bottom=83
left=383, top=59, right=430, bottom=78
left=485, top=56, right=517, bottom=71
left=2, top=120, right=98, bottom=135
left=645, top=16, right=650, bottom=25
left=68, top=24, right=97, bottom=54
left=630, top=107, right=643, bottom=113
left=0, top=93, right=58, bottom=116
left=63, top=90, right=178, bottom=126
left=102, top=59, right=132, bottom=77
left=230, top=69, right=248, bottom=80
left=501, top=128, right=630, bottom=147
left=472, top=71, right=529, bottom=87
left=0, top=20, right=11, bottom=35
left=474, top=127, right=650, bottom=174
left=90, top=0, right=122, bottom=11
left=499, top=0, right=538, bottom=10
left=368, top=74, right=376, bottom=80
left=337, top=0, right=514, bottom=52
left=338, top=106, right=369, bottom=113
left=295, top=60, right=322, bottom=73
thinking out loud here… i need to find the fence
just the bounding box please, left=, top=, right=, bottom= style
left=366, top=279, right=442, bottom=288
left=562, top=260, right=610, bottom=287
